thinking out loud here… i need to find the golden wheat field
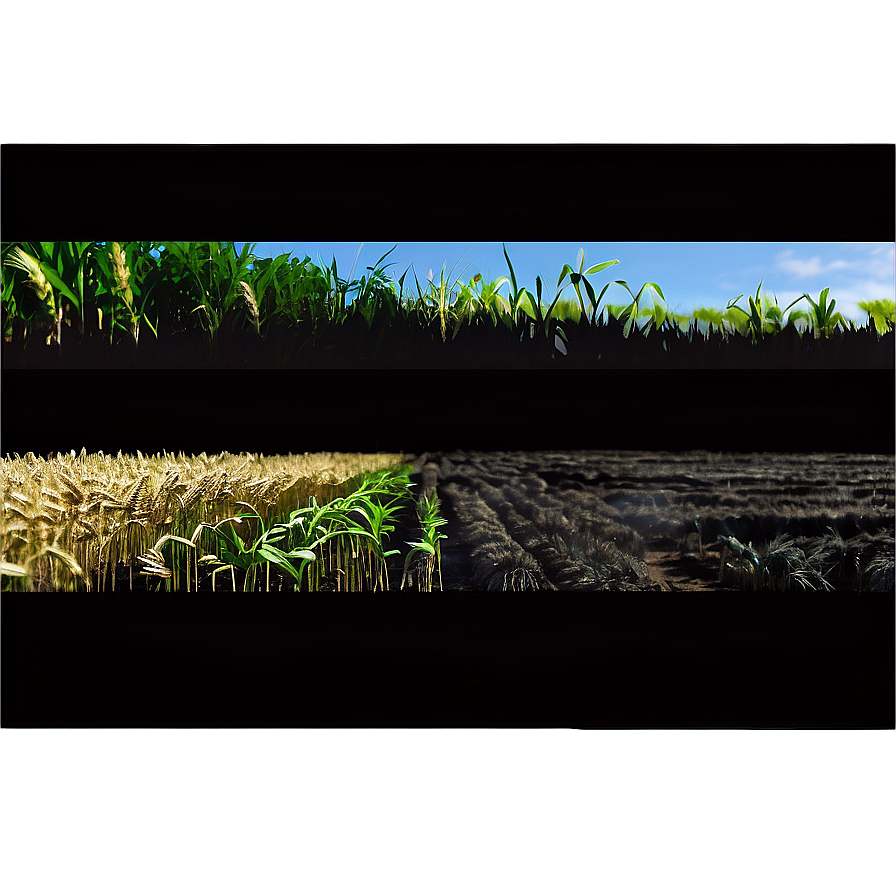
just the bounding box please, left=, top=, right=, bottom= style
left=1, top=450, right=410, bottom=591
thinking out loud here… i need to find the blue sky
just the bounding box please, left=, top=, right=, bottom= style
left=237, top=242, right=895, bottom=323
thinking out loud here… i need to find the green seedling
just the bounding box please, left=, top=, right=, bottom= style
left=787, top=287, right=846, bottom=338
left=726, top=282, right=803, bottom=340
left=556, top=248, right=620, bottom=321
left=598, top=279, right=667, bottom=337
left=195, top=505, right=310, bottom=592
left=402, top=491, right=448, bottom=592
left=857, top=299, right=895, bottom=335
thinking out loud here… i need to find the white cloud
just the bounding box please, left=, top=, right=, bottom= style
left=862, top=247, right=895, bottom=281
left=775, top=245, right=895, bottom=287
left=775, top=250, right=850, bottom=279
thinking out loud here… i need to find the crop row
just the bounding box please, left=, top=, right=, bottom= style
left=433, top=456, right=656, bottom=590
left=716, top=531, right=894, bottom=592
left=430, top=450, right=895, bottom=592
left=3, top=242, right=893, bottom=368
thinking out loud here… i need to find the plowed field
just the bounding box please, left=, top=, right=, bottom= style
left=418, top=451, right=895, bottom=591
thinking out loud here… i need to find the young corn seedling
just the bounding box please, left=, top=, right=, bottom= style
left=597, top=279, right=667, bottom=337
left=790, top=287, right=847, bottom=338
left=501, top=243, right=538, bottom=328
left=401, top=491, right=447, bottom=592
left=452, top=273, right=512, bottom=335
left=347, top=495, right=404, bottom=590
left=557, top=248, right=620, bottom=322
left=194, top=504, right=309, bottom=592
left=348, top=244, right=404, bottom=326
left=726, top=282, right=803, bottom=341
left=344, top=468, right=413, bottom=590
left=275, top=496, right=380, bottom=591
left=413, top=257, right=469, bottom=342
left=518, top=275, right=562, bottom=336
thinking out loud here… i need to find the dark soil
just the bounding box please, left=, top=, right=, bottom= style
left=418, top=450, right=895, bottom=592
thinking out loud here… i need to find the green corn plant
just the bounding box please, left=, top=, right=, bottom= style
left=33, top=242, right=97, bottom=339
left=548, top=297, right=587, bottom=322
left=266, top=254, right=332, bottom=336
left=401, top=491, right=447, bottom=592
left=352, top=500, right=403, bottom=590
left=268, top=466, right=412, bottom=591
left=158, top=242, right=256, bottom=352
left=501, top=243, right=532, bottom=326
left=636, top=299, right=667, bottom=331
left=4, top=242, right=101, bottom=346
left=556, top=248, right=620, bottom=321
left=316, top=252, right=349, bottom=324
left=194, top=505, right=309, bottom=592
left=725, top=285, right=765, bottom=340
left=61, top=242, right=105, bottom=337
left=452, top=273, right=512, bottom=335
left=247, top=250, right=293, bottom=332
left=275, top=496, right=379, bottom=591
left=95, top=242, right=141, bottom=344
left=2, top=245, right=58, bottom=345
left=534, top=274, right=578, bottom=356
left=349, top=245, right=403, bottom=326
left=791, top=287, right=846, bottom=337
left=345, top=485, right=407, bottom=590
left=726, top=282, right=803, bottom=340
left=424, top=257, right=469, bottom=342
left=2, top=241, right=163, bottom=347
left=598, top=279, right=667, bottom=337
left=857, top=299, right=894, bottom=335
left=603, top=303, right=629, bottom=322
left=515, top=275, right=554, bottom=329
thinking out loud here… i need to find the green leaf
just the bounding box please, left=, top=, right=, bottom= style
left=582, top=277, right=597, bottom=312
left=40, top=267, right=78, bottom=305
left=287, top=549, right=317, bottom=561
left=502, top=244, right=519, bottom=298
left=557, top=263, right=573, bottom=289
left=584, top=259, right=620, bottom=275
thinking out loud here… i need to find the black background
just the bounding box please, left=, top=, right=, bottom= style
left=0, top=0, right=896, bottom=893
left=1, top=367, right=893, bottom=456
